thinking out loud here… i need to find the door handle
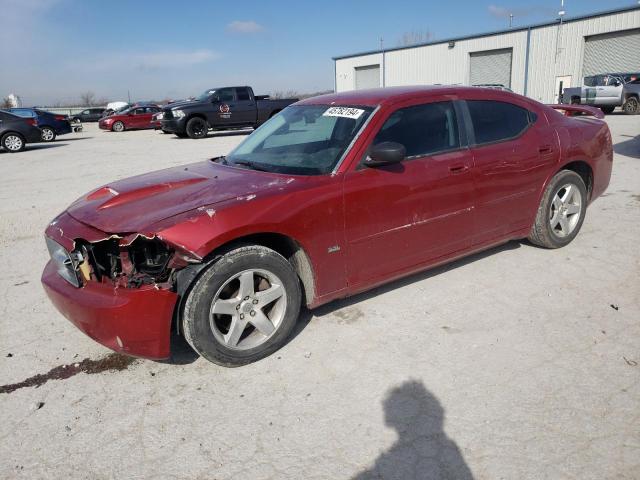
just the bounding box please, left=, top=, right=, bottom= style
left=449, top=164, right=469, bottom=174
left=538, top=145, right=553, bottom=154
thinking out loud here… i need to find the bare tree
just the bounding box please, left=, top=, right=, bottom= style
left=80, top=91, right=96, bottom=106
left=397, top=30, right=434, bottom=47
left=1, top=97, right=12, bottom=109
left=270, top=90, right=299, bottom=99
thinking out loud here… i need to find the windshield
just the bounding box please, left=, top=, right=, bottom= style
left=225, top=105, right=374, bottom=175
left=197, top=89, right=217, bottom=101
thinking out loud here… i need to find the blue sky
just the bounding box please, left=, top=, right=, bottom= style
left=1, top=0, right=636, bottom=105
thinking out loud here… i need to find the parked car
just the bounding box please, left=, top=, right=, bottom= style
left=150, top=111, right=169, bottom=132
left=42, top=86, right=612, bottom=365
left=7, top=107, right=71, bottom=142
left=98, top=105, right=161, bottom=132
left=560, top=73, right=633, bottom=114
left=160, top=86, right=297, bottom=139
left=0, top=110, right=43, bottom=152
left=71, top=108, right=106, bottom=123
left=622, top=79, right=640, bottom=115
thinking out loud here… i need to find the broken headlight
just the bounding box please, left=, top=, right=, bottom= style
left=46, top=237, right=81, bottom=287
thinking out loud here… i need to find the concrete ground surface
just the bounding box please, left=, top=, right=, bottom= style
left=0, top=116, right=638, bottom=480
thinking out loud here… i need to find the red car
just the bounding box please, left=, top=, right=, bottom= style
left=42, top=86, right=612, bottom=366
left=98, top=105, right=161, bottom=132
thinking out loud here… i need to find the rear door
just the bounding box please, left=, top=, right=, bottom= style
left=232, top=87, right=258, bottom=125
left=343, top=100, right=476, bottom=287
left=463, top=99, right=556, bottom=243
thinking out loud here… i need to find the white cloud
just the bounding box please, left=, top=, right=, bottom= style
left=226, top=20, right=264, bottom=34
left=82, top=49, right=220, bottom=72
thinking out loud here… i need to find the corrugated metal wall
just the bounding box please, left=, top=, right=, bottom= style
left=335, top=8, right=640, bottom=103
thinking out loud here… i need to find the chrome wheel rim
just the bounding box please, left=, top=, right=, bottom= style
left=549, top=183, right=582, bottom=238
left=41, top=128, right=54, bottom=141
left=209, top=269, right=287, bottom=351
left=4, top=135, right=23, bottom=151
left=113, top=122, right=124, bottom=132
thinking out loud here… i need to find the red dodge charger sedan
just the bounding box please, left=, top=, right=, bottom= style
left=42, top=86, right=613, bottom=366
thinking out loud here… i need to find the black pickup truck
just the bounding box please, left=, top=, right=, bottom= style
left=160, top=86, right=297, bottom=139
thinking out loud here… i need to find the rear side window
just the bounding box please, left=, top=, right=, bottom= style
left=10, top=109, right=35, bottom=118
left=373, top=101, right=460, bottom=157
left=466, top=100, right=532, bottom=145
left=236, top=88, right=251, bottom=101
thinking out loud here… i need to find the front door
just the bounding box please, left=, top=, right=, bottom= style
left=343, top=100, right=476, bottom=288
left=210, top=88, right=237, bottom=128
left=555, top=75, right=572, bottom=103
left=597, top=75, right=624, bottom=105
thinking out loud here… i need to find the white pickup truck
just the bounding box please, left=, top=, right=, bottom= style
left=561, top=73, right=639, bottom=114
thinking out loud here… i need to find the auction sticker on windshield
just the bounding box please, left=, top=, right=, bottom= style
left=323, top=107, right=365, bottom=119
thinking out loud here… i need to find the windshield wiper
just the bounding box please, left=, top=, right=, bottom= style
left=230, top=159, right=272, bottom=172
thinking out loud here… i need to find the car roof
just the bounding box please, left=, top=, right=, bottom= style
left=296, top=85, right=524, bottom=108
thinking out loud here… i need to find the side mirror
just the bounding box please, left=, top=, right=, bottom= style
left=364, top=142, right=406, bottom=167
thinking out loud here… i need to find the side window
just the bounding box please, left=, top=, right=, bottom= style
left=583, top=76, right=595, bottom=87
left=133, top=108, right=145, bottom=115
left=372, top=101, right=460, bottom=157
left=217, top=88, right=235, bottom=102
left=236, top=88, right=251, bottom=101
left=82, top=110, right=90, bottom=115
left=467, top=100, right=532, bottom=145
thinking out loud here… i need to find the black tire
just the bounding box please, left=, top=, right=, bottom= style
left=40, top=126, right=56, bottom=142
left=182, top=245, right=302, bottom=366
left=112, top=121, right=125, bottom=132
left=1, top=132, right=26, bottom=153
left=528, top=170, right=587, bottom=249
left=185, top=117, right=208, bottom=139
left=622, top=97, right=639, bottom=115
left=570, top=97, right=580, bottom=105
left=72, top=117, right=81, bottom=124
left=600, top=105, right=615, bottom=115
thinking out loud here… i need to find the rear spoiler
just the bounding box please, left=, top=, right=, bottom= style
left=548, top=104, right=605, bottom=119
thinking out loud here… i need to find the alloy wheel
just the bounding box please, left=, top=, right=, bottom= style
left=549, top=183, right=582, bottom=238
left=4, top=135, right=23, bottom=151
left=209, top=269, right=287, bottom=350
left=41, top=128, right=55, bottom=141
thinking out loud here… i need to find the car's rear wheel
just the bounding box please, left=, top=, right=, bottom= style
left=40, top=126, right=56, bottom=142
left=571, top=97, right=580, bottom=105
left=182, top=245, right=302, bottom=366
left=1, top=133, right=25, bottom=153
left=528, top=170, right=587, bottom=249
left=112, top=121, right=125, bottom=132
left=186, top=117, right=208, bottom=139
left=623, top=97, right=639, bottom=115
left=600, top=105, right=615, bottom=114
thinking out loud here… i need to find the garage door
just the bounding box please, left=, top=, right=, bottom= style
left=355, top=65, right=380, bottom=90
left=469, top=48, right=513, bottom=88
left=583, top=29, right=640, bottom=76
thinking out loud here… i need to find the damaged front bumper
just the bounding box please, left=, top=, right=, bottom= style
left=41, top=212, right=189, bottom=360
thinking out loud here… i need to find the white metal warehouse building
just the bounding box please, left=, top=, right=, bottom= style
left=333, top=5, right=640, bottom=103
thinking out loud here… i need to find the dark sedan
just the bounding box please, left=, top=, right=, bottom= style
left=0, top=110, right=43, bottom=152
left=8, top=108, right=71, bottom=142
left=71, top=108, right=106, bottom=123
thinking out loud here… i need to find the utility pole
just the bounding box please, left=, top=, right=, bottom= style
left=509, top=13, right=513, bottom=28
left=127, top=90, right=131, bottom=103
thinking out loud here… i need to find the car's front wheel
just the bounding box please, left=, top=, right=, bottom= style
left=1, top=133, right=26, bottom=152
left=40, top=126, right=56, bottom=142
left=112, top=121, right=125, bottom=132
left=528, top=170, right=587, bottom=249
left=185, top=117, right=208, bottom=139
left=599, top=105, right=615, bottom=115
left=182, top=245, right=302, bottom=366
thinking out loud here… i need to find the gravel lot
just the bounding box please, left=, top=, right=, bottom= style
left=1, top=116, right=639, bottom=479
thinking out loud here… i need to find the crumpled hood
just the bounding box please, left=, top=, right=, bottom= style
left=67, top=161, right=291, bottom=233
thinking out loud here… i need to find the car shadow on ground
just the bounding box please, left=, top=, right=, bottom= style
left=162, top=241, right=522, bottom=365
left=614, top=134, right=640, bottom=159
left=352, top=379, right=474, bottom=479
left=61, top=137, right=92, bottom=141
left=0, top=143, right=67, bottom=154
